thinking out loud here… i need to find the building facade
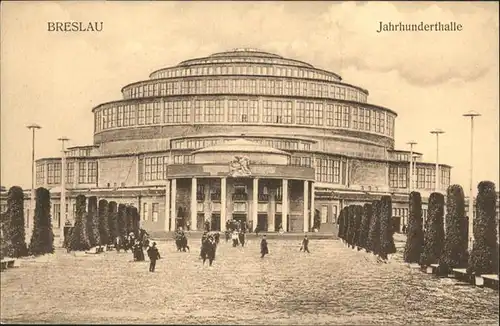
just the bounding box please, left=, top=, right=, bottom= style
left=5, top=49, right=459, bottom=233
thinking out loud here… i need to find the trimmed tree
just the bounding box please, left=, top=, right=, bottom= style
left=6, top=186, right=28, bottom=258
left=98, top=199, right=109, bottom=247
left=132, top=206, right=140, bottom=237
left=367, top=200, right=382, bottom=256
left=86, top=197, right=97, bottom=247
left=380, top=195, right=396, bottom=260
left=28, top=187, right=54, bottom=255
left=342, top=207, right=349, bottom=243
left=352, top=205, right=363, bottom=250
left=359, top=203, right=373, bottom=251
left=347, top=205, right=356, bottom=248
left=440, top=185, right=469, bottom=272
left=403, top=192, right=424, bottom=263
left=337, top=208, right=345, bottom=241
left=117, top=204, right=127, bottom=238
left=420, top=192, right=445, bottom=267
left=68, top=195, right=90, bottom=251
left=467, top=181, right=499, bottom=275
left=108, top=201, right=118, bottom=244
left=125, top=205, right=134, bottom=236
left=89, top=196, right=100, bottom=247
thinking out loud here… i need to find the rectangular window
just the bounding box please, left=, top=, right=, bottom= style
left=326, top=104, right=334, bottom=126
left=66, top=162, right=74, bottom=183
left=78, top=162, right=86, bottom=184
left=87, top=161, right=97, bottom=184
left=389, top=166, right=408, bottom=188
left=143, top=202, right=149, bottom=221
left=152, top=203, right=159, bottom=222
left=36, top=163, right=45, bottom=185
left=153, top=102, right=162, bottom=124
left=351, top=107, right=358, bottom=129
left=138, top=104, right=146, bottom=125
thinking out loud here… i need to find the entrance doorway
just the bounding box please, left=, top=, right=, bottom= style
left=211, top=214, right=221, bottom=231
left=196, top=213, right=204, bottom=231
left=274, top=214, right=282, bottom=232
left=232, top=213, right=247, bottom=231
left=257, top=214, right=268, bottom=231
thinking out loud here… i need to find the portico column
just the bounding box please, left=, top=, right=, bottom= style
left=252, top=178, right=258, bottom=231
left=303, top=180, right=309, bottom=232
left=310, top=181, right=315, bottom=230
left=171, top=178, right=177, bottom=231
left=164, top=180, right=170, bottom=232
left=190, top=177, right=197, bottom=231
left=282, top=179, right=288, bottom=232
left=221, top=177, right=227, bottom=231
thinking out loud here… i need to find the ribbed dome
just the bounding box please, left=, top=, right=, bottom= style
left=193, top=139, right=289, bottom=156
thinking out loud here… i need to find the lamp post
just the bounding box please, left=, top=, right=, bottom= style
left=26, top=124, right=42, bottom=220
left=407, top=141, right=417, bottom=193
left=430, top=129, right=445, bottom=193
left=58, top=137, right=69, bottom=246
left=463, top=110, right=481, bottom=250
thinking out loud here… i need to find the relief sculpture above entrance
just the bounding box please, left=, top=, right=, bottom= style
left=229, top=155, right=252, bottom=177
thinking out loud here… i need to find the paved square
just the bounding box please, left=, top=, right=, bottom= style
left=1, top=236, right=498, bottom=325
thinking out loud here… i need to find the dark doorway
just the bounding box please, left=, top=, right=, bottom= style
left=211, top=214, right=221, bottom=231
left=257, top=214, right=268, bottom=232
left=274, top=214, right=282, bottom=232
left=232, top=213, right=247, bottom=231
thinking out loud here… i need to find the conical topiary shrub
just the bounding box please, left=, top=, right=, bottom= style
left=359, top=203, right=373, bottom=252
left=347, top=206, right=357, bottom=248
left=352, top=205, right=363, bottom=250
left=342, top=207, right=349, bottom=244
left=440, top=185, right=469, bottom=272
left=467, top=181, right=499, bottom=276
left=420, top=192, right=445, bottom=267
left=68, top=195, right=90, bottom=251
left=380, top=195, right=396, bottom=260
left=132, top=206, right=140, bottom=237
left=108, top=201, right=118, bottom=244
left=86, top=197, right=97, bottom=247
left=125, top=205, right=134, bottom=236
left=337, top=208, right=346, bottom=241
left=117, top=204, right=127, bottom=238
left=89, top=196, right=100, bottom=247
left=98, top=199, right=109, bottom=247
left=28, top=187, right=54, bottom=256
left=403, top=192, right=424, bottom=264
left=6, top=186, right=28, bottom=258
left=367, top=200, right=381, bottom=256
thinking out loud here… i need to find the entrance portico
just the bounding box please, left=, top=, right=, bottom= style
left=164, top=139, right=315, bottom=232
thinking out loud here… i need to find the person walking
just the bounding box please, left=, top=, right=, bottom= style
left=260, top=235, right=269, bottom=258
left=300, top=235, right=310, bottom=253
left=232, top=230, right=239, bottom=247
left=147, top=242, right=161, bottom=272
left=238, top=230, right=246, bottom=247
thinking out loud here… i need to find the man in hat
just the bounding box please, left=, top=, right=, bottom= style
left=260, top=235, right=269, bottom=258
left=300, top=234, right=310, bottom=253
left=147, top=242, right=161, bottom=272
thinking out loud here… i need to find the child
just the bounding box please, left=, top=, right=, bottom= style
left=260, top=235, right=269, bottom=258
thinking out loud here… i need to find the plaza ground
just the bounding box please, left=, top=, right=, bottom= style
left=1, top=234, right=498, bottom=325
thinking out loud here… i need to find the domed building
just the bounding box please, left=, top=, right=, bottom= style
left=30, top=48, right=452, bottom=233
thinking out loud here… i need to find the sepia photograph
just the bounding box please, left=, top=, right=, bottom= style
left=1, top=1, right=499, bottom=324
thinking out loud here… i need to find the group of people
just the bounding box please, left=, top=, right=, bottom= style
left=139, top=227, right=312, bottom=272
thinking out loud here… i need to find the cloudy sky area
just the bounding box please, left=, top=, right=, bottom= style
left=1, top=1, right=499, bottom=195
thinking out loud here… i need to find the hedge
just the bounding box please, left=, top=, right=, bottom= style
left=379, top=195, right=396, bottom=260
left=347, top=206, right=357, bottom=248
left=68, top=195, right=91, bottom=251
left=28, top=187, right=54, bottom=256
left=467, top=181, right=499, bottom=275
left=6, top=186, right=28, bottom=257
left=420, top=192, right=445, bottom=266
left=403, top=192, right=424, bottom=263
left=440, top=185, right=469, bottom=271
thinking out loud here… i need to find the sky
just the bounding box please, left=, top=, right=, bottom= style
left=1, top=1, right=499, bottom=195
